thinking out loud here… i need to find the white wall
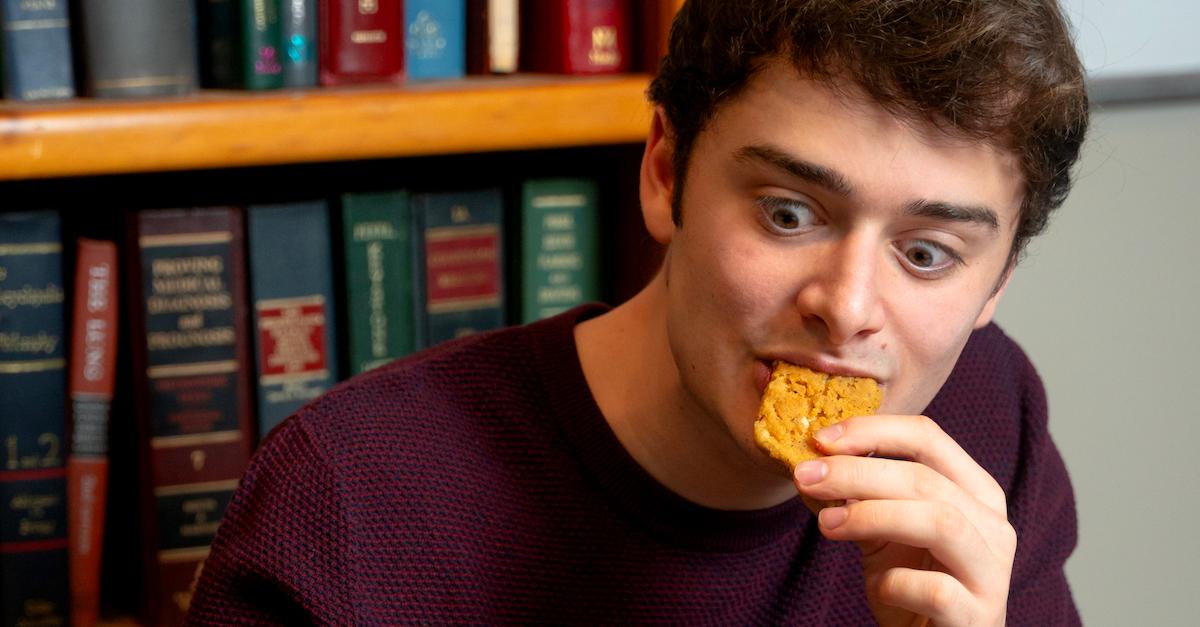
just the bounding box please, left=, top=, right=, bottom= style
left=996, top=99, right=1200, bottom=625
left=1064, top=0, right=1200, bottom=78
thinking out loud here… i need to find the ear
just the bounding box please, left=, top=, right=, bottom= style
left=973, top=267, right=1014, bottom=329
left=640, top=107, right=677, bottom=245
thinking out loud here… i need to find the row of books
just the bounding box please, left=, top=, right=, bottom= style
left=0, top=0, right=681, bottom=101
left=0, top=177, right=601, bottom=625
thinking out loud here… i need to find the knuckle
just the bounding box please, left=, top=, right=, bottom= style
left=934, top=504, right=966, bottom=538
left=926, top=578, right=963, bottom=615
left=915, top=414, right=943, bottom=439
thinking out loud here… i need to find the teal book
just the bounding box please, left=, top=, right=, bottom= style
left=241, top=0, right=284, bottom=89
left=405, top=0, right=466, bottom=80
left=282, top=0, right=318, bottom=87
left=0, top=210, right=68, bottom=627
left=341, top=191, right=416, bottom=375
left=0, top=0, right=74, bottom=100
left=413, top=189, right=505, bottom=348
left=248, top=201, right=339, bottom=438
left=520, top=178, right=601, bottom=322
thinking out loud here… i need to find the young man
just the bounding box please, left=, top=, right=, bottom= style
left=188, top=1, right=1087, bottom=624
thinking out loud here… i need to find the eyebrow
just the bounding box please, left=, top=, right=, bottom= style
left=734, top=145, right=854, bottom=196
left=736, top=143, right=1001, bottom=232
left=905, top=200, right=1000, bottom=232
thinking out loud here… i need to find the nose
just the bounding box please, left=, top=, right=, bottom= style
left=794, top=233, right=886, bottom=346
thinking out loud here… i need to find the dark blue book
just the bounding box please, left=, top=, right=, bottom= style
left=405, top=0, right=466, bottom=80
left=0, top=210, right=68, bottom=626
left=0, top=0, right=74, bottom=100
left=413, top=189, right=505, bottom=348
left=247, top=201, right=340, bottom=438
left=282, top=0, right=318, bottom=87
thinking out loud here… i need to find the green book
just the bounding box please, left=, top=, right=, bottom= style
left=519, top=178, right=601, bottom=322
left=341, top=191, right=416, bottom=375
left=241, top=0, right=283, bottom=89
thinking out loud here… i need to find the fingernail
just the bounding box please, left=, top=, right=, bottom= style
left=814, top=423, right=844, bottom=445
left=794, top=460, right=827, bottom=485
left=820, top=506, right=848, bottom=530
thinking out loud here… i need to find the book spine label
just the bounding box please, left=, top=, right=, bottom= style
left=319, top=0, right=405, bottom=85
left=487, top=0, right=518, bottom=73
left=341, top=192, right=415, bottom=374
left=282, top=0, right=319, bottom=86
left=0, top=210, right=68, bottom=627
left=415, top=189, right=505, bottom=347
left=242, top=0, right=284, bottom=89
left=67, top=238, right=118, bottom=627
left=405, top=0, right=465, bottom=80
left=132, top=208, right=253, bottom=625
left=520, top=179, right=600, bottom=322
left=0, top=0, right=74, bottom=100
left=80, top=0, right=198, bottom=98
left=249, top=202, right=339, bottom=436
left=564, top=0, right=631, bottom=74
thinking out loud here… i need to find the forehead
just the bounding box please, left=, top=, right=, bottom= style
left=697, top=60, right=1025, bottom=230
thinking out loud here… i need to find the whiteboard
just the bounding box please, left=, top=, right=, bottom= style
left=1065, top=0, right=1200, bottom=78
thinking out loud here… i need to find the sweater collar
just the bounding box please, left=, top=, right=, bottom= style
left=527, top=304, right=812, bottom=553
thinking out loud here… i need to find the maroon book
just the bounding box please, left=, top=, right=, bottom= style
left=125, top=207, right=256, bottom=626
left=521, top=0, right=632, bottom=74
left=319, top=0, right=405, bottom=85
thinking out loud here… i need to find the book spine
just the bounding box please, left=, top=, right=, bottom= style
left=636, top=0, right=680, bottom=74
left=0, top=0, right=74, bottom=100
left=563, top=0, right=631, bottom=74
left=0, top=210, right=68, bottom=627
left=487, top=0, right=518, bottom=73
left=281, top=0, right=319, bottom=87
left=127, top=207, right=255, bottom=626
left=319, top=0, right=405, bottom=85
left=66, top=238, right=118, bottom=627
left=241, top=0, right=284, bottom=89
left=248, top=201, right=339, bottom=437
left=520, top=178, right=600, bottom=323
left=198, top=0, right=241, bottom=88
left=404, top=0, right=465, bottom=80
left=79, top=0, right=199, bottom=98
left=413, top=189, right=506, bottom=348
left=340, top=191, right=415, bottom=374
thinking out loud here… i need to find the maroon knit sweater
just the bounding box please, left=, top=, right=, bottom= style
left=186, top=304, right=1079, bottom=625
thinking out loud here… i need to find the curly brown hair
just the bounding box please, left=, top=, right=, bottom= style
left=647, top=0, right=1089, bottom=265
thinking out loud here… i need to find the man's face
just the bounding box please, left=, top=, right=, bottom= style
left=648, top=60, right=1023, bottom=475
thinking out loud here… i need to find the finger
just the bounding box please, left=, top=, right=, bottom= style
left=795, top=455, right=1002, bottom=542
left=870, top=567, right=986, bottom=626
left=813, top=415, right=1008, bottom=514
left=817, top=499, right=1000, bottom=591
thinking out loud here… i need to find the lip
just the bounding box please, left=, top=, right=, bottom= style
left=756, top=354, right=883, bottom=384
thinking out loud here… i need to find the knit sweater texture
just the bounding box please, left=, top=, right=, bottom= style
left=186, top=304, right=1080, bottom=625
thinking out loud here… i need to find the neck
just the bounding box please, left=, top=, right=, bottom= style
left=574, top=274, right=797, bottom=511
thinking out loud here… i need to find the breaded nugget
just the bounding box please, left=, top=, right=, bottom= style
left=754, top=362, right=882, bottom=471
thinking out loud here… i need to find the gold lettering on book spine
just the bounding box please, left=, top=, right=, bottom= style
left=359, top=0, right=378, bottom=14
left=588, top=26, right=621, bottom=68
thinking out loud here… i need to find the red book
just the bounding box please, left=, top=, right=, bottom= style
left=66, top=239, right=119, bottom=627
left=319, top=0, right=406, bottom=85
left=521, top=0, right=632, bottom=74
left=636, top=0, right=681, bottom=73
left=126, top=208, right=255, bottom=626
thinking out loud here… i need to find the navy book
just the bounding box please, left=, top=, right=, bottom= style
left=405, top=0, right=466, bottom=80
left=0, top=0, right=74, bottom=100
left=282, top=0, right=318, bottom=87
left=413, top=189, right=506, bottom=348
left=0, top=210, right=68, bottom=626
left=247, top=201, right=339, bottom=438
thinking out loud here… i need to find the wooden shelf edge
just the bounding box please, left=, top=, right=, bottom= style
left=0, top=74, right=654, bottom=180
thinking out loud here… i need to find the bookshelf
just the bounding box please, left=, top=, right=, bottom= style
left=0, top=75, right=653, bottom=179
left=1, top=74, right=662, bottom=626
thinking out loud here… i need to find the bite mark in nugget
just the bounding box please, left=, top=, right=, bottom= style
left=754, top=362, right=882, bottom=471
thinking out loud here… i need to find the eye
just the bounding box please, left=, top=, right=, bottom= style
left=756, top=196, right=819, bottom=235
left=897, top=240, right=963, bottom=277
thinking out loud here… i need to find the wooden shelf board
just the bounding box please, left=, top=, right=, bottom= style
left=0, top=74, right=653, bottom=180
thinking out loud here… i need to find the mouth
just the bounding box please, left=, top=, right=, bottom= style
left=754, top=356, right=883, bottom=394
